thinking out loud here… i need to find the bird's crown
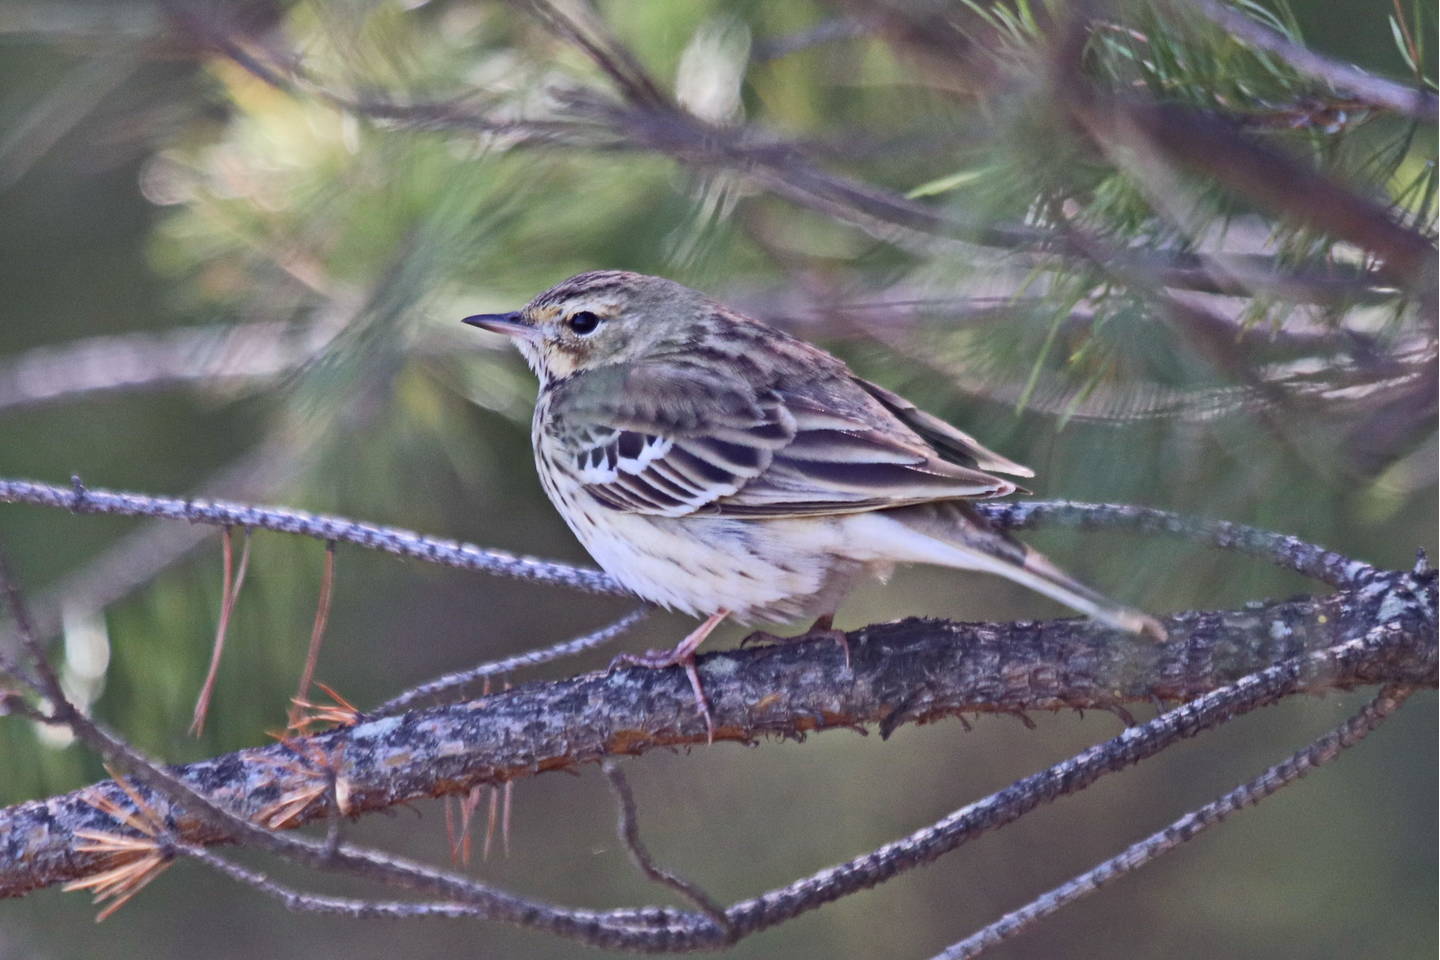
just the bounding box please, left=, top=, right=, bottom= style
left=463, top=271, right=719, bottom=382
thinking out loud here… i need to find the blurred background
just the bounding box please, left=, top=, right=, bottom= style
left=0, top=1, right=1435, bottom=957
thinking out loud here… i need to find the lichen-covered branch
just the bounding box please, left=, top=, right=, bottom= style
left=936, top=683, right=1417, bottom=959
left=0, top=477, right=1374, bottom=602
left=0, top=476, right=626, bottom=598
left=3, top=561, right=1433, bottom=904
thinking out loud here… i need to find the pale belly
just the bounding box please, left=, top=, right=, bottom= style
left=567, top=500, right=885, bottom=623
left=535, top=447, right=883, bottom=623
left=531, top=416, right=894, bottom=622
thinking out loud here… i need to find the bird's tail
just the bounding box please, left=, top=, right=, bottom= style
left=876, top=501, right=1166, bottom=640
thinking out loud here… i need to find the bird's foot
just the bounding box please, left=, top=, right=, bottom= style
left=740, top=613, right=851, bottom=670
left=607, top=609, right=728, bottom=744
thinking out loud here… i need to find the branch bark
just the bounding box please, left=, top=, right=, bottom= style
left=3, top=561, right=1433, bottom=902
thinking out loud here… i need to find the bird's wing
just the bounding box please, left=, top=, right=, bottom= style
left=544, top=366, right=790, bottom=518
left=544, top=363, right=1018, bottom=519
left=851, top=376, right=1035, bottom=478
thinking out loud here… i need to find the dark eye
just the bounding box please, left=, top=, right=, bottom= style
left=567, top=311, right=603, bottom=335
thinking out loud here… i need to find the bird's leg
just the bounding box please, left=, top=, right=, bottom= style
left=740, top=612, right=851, bottom=670
left=808, top=613, right=852, bottom=670
left=609, top=609, right=730, bottom=742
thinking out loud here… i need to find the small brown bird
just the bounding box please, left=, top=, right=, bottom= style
left=464, top=271, right=1161, bottom=734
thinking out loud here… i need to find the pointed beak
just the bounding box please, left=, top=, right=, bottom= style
left=461, top=311, right=539, bottom=341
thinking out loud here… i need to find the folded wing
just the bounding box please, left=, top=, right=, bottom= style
left=543, top=362, right=1020, bottom=519
left=852, top=376, right=1034, bottom=478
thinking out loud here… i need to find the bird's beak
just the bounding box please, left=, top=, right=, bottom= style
left=461, top=311, right=539, bottom=342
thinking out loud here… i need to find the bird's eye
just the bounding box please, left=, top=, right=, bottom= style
left=566, top=311, right=603, bottom=336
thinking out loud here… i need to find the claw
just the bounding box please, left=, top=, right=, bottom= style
left=609, top=609, right=729, bottom=743
left=740, top=613, right=851, bottom=670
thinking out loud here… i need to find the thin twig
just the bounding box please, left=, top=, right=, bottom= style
left=0, top=477, right=624, bottom=596
left=173, top=841, right=661, bottom=925
left=372, top=607, right=650, bottom=714
left=179, top=824, right=743, bottom=936
left=0, top=478, right=1373, bottom=595
left=1187, top=0, right=1438, bottom=122
left=0, top=548, right=68, bottom=711
left=602, top=761, right=734, bottom=938
left=977, top=499, right=1377, bottom=588
left=15, top=435, right=310, bottom=644
left=0, top=321, right=329, bottom=413
left=937, top=683, right=1417, bottom=959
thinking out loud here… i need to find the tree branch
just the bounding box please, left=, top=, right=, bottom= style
left=0, top=322, right=327, bottom=413
left=1187, top=0, right=1438, bottom=123
left=0, top=476, right=625, bottom=599
left=3, top=561, right=1432, bottom=905
left=186, top=15, right=1406, bottom=306
left=0, top=477, right=1379, bottom=599
left=936, top=682, right=1417, bottom=959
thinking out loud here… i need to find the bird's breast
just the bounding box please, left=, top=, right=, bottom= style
left=531, top=464, right=868, bottom=622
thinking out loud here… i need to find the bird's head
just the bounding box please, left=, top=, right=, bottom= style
left=463, top=270, right=710, bottom=383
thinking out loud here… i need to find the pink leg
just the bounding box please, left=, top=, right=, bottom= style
left=610, top=609, right=730, bottom=742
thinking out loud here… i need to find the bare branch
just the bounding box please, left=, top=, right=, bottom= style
left=373, top=607, right=650, bottom=715
left=937, top=683, right=1417, bottom=958
left=1187, top=0, right=1438, bottom=122
left=9, top=436, right=310, bottom=644
left=0, top=322, right=329, bottom=414
left=0, top=549, right=67, bottom=712
left=4, top=562, right=1432, bottom=913
left=603, top=761, right=733, bottom=937
left=0, top=477, right=1377, bottom=598
left=0, top=476, right=624, bottom=597
left=974, top=500, right=1377, bottom=588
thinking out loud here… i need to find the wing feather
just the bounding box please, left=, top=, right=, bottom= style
left=853, top=376, right=1035, bottom=478
left=543, top=363, right=1021, bottom=519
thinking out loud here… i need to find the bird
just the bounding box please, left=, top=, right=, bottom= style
left=463, top=270, right=1163, bottom=737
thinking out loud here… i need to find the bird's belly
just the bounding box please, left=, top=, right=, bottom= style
left=559, top=503, right=870, bottom=624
